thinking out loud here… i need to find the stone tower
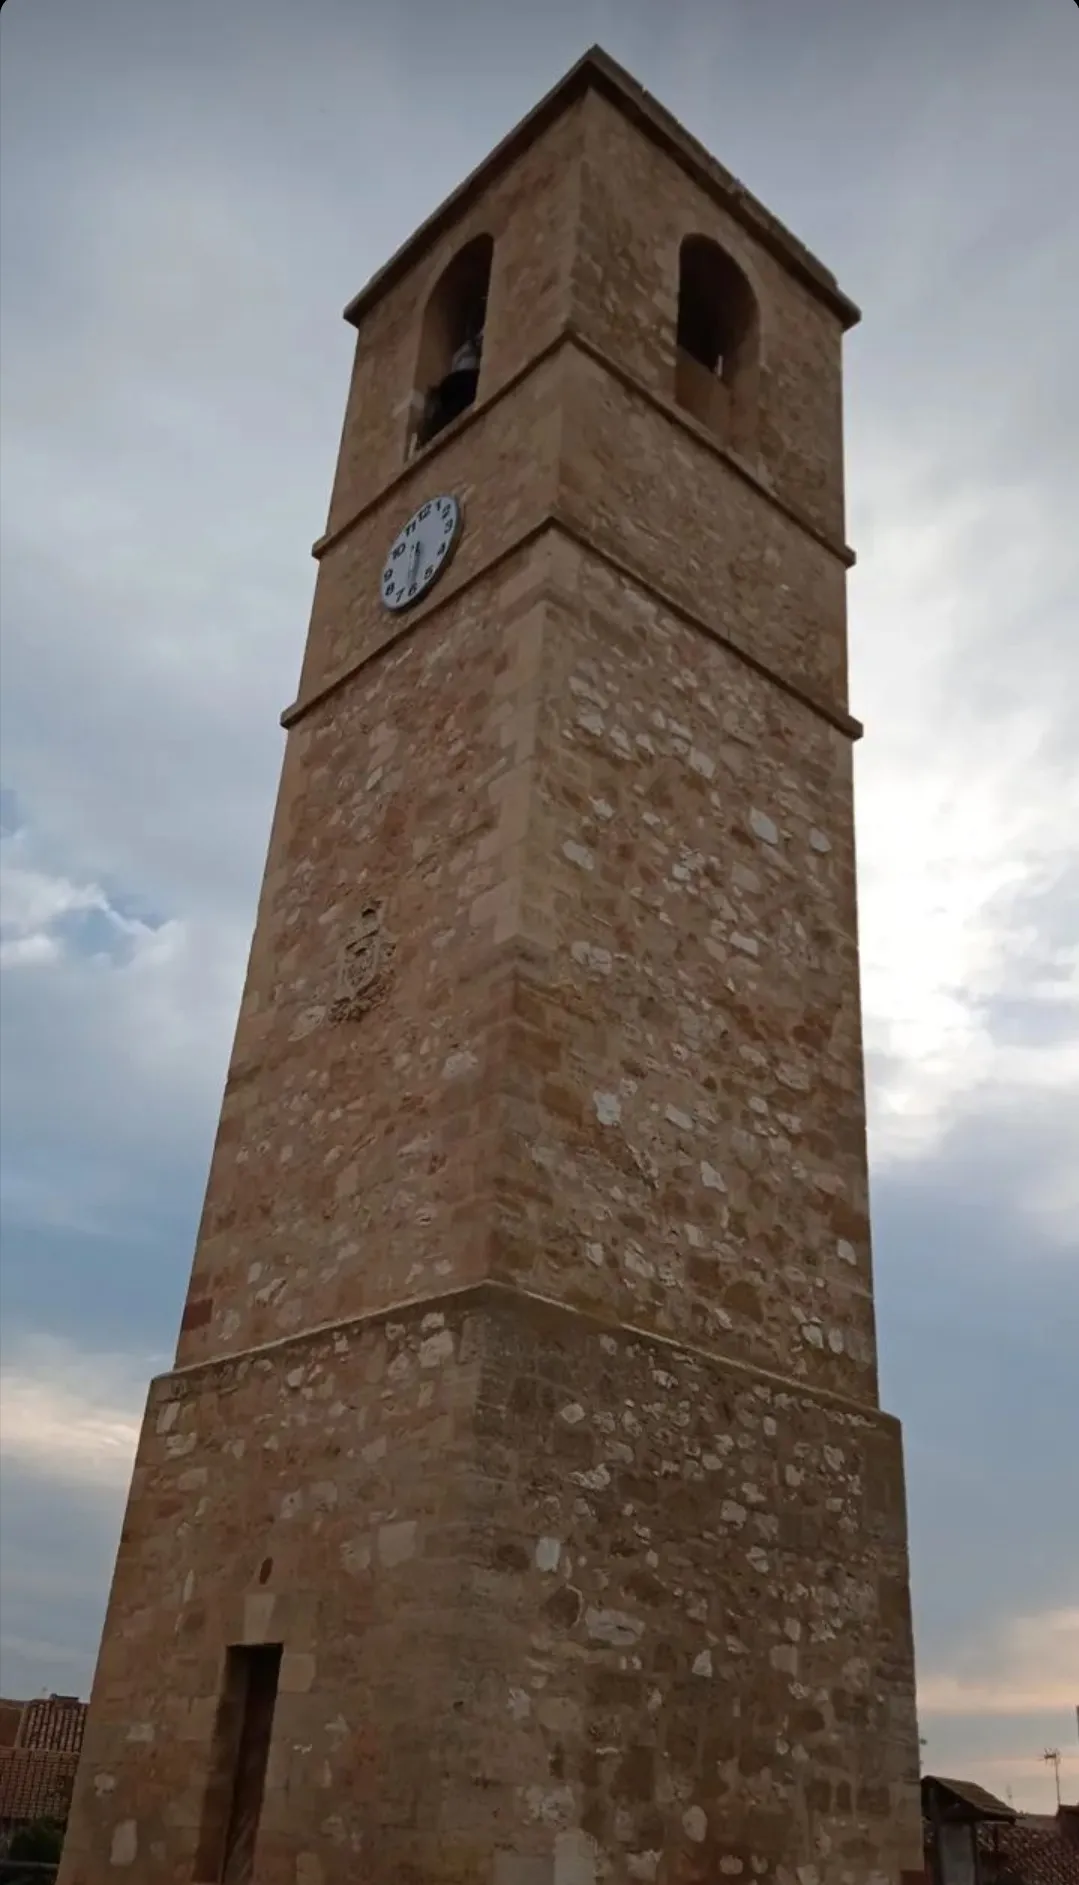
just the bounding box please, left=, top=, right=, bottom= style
left=60, top=48, right=923, bottom=1885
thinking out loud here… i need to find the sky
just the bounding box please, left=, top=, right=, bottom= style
left=1, top=0, right=1077, bottom=1818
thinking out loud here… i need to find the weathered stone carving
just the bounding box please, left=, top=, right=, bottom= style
left=328, top=901, right=395, bottom=1023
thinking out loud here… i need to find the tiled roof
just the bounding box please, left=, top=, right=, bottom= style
left=16, top=1697, right=86, bottom=1756
left=925, top=1774, right=1017, bottom=1821
left=0, top=1748, right=80, bottom=1826
left=981, top=1817, right=1079, bottom=1885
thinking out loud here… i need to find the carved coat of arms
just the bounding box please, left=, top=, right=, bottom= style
left=329, top=902, right=395, bottom=1023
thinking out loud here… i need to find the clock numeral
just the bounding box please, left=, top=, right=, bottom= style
left=392, top=543, right=404, bottom=559
left=419, top=503, right=431, bottom=519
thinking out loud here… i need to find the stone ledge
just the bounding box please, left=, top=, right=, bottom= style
left=162, top=1276, right=898, bottom=1434
left=310, top=324, right=856, bottom=573
left=283, top=513, right=862, bottom=741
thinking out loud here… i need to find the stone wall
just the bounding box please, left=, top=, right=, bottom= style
left=556, top=350, right=851, bottom=711
left=571, top=92, right=848, bottom=546
left=494, top=535, right=877, bottom=1402
left=177, top=515, right=873, bottom=1397
left=176, top=543, right=551, bottom=1369
left=324, top=102, right=584, bottom=535
left=62, top=1289, right=920, bottom=1884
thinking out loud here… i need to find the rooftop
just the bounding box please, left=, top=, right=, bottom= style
left=0, top=1748, right=80, bottom=1828
left=924, top=1774, right=1017, bottom=1823
left=343, top=45, right=860, bottom=334
left=981, top=1811, right=1079, bottom=1885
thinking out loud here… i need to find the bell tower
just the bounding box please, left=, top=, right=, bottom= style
left=61, top=49, right=923, bottom=1885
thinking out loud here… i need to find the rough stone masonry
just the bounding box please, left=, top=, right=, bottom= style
left=59, top=46, right=925, bottom=1885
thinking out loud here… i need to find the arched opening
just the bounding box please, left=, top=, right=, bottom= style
left=674, top=236, right=758, bottom=449
left=409, top=234, right=493, bottom=454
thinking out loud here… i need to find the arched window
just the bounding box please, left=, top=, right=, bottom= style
left=674, top=236, right=758, bottom=449
left=409, top=234, right=493, bottom=454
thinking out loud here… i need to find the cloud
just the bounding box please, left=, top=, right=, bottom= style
left=0, top=1337, right=149, bottom=1491
left=1, top=853, right=111, bottom=943
left=851, top=428, right=1078, bottom=1157
left=0, top=824, right=233, bottom=1240
left=0, top=1465, right=131, bottom=1703
left=915, top=1606, right=1079, bottom=1811
left=0, top=1339, right=148, bottom=1697
left=919, top=1609, right=1079, bottom=1719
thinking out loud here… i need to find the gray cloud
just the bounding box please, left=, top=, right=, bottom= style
left=874, top=1101, right=1079, bottom=1643
left=0, top=1463, right=129, bottom=1701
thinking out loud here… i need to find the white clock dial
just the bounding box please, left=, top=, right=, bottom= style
left=380, top=494, right=462, bottom=613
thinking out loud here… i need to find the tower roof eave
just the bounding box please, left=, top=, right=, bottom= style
left=342, top=45, right=861, bottom=334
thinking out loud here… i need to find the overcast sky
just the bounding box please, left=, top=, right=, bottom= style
left=1, top=0, right=1076, bottom=1815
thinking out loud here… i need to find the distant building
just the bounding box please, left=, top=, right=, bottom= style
left=0, top=1695, right=87, bottom=1842
left=981, top=1804, right=1079, bottom=1885
left=922, top=1776, right=1079, bottom=1885
left=924, top=1774, right=1017, bottom=1885
left=12, top=1696, right=85, bottom=1758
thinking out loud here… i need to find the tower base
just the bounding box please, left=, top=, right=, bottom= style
left=60, top=1285, right=921, bottom=1884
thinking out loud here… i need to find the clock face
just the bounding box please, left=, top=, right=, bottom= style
left=380, top=494, right=462, bottom=612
